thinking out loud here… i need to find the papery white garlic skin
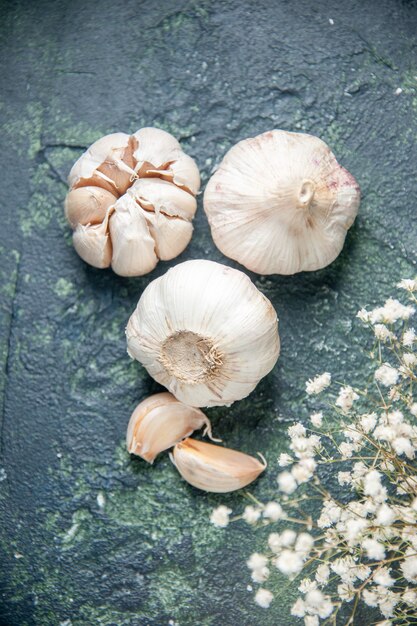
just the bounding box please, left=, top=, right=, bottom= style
left=126, top=392, right=214, bottom=463
left=126, top=259, right=280, bottom=407
left=171, top=438, right=266, bottom=493
left=65, top=127, right=200, bottom=276
left=204, top=129, right=360, bottom=275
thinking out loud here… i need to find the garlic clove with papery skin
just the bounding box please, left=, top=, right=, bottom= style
left=146, top=150, right=201, bottom=196
left=109, top=195, right=158, bottom=277
left=72, top=207, right=113, bottom=268
left=68, top=133, right=137, bottom=195
left=65, top=186, right=117, bottom=229
left=132, top=127, right=181, bottom=174
left=171, top=438, right=266, bottom=493
left=204, top=129, right=360, bottom=275
left=144, top=211, right=193, bottom=261
left=129, top=178, right=197, bottom=221
left=126, top=260, right=280, bottom=407
left=126, top=392, right=216, bottom=464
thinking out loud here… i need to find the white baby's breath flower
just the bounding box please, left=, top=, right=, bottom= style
left=291, top=597, right=306, bottom=617
left=363, top=538, right=386, bottom=560
left=371, top=299, right=415, bottom=324
left=397, top=278, right=417, bottom=291
left=275, top=549, right=304, bottom=576
left=403, top=328, right=416, bottom=346
left=243, top=505, right=261, bottom=524
left=268, top=533, right=281, bottom=553
left=288, top=423, right=306, bottom=438
left=336, top=386, right=359, bottom=413
left=315, top=563, right=330, bottom=585
left=298, top=578, right=317, bottom=593
left=357, top=308, right=371, bottom=323
left=278, top=452, right=293, bottom=467
left=339, top=441, right=356, bottom=458
left=254, top=588, right=273, bottom=608
left=374, top=568, right=395, bottom=587
left=247, top=553, right=268, bottom=571
left=210, top=505, right=232, bottom=528
left=304, top=589, right=333, bottom=619
left=363, top=588, right=378, bottom=607
left=360, top=412, right=377, bottom=433
left=363, top=470, right=383, bottom=497
left=280, top=529, right=297, bottom=546
left=295, top=533, right=314, bottom=555
left=376, top=504, right=396, bottom=526
left=400, top=548, right=417, bottom=583
left=374, top=324, right=394, bottom=342
left=337, top=471, right=351, bottom=486
left=392, top=436, right=414, bottom=459
left=375, top=364, right=399, bottom=387
left=402, top=588, right=417, bottom=605
left=304, top=615, right=319, bottom=626
left=251, top=566, right=270, bottom=583
left=277, top=471, right=297, bottom=494
left=337, top=583, right=355, bottom=601
left=403, top=352, right=417, bottom=367
left=306, top=372, right=331, bottom=395
left=310, top=412, right=323, bottom=428
left=410, top=403, right=417, bottom=417
left=263, top=501, right=283, bottom=521
left=291, top=459, right=316, bottom=483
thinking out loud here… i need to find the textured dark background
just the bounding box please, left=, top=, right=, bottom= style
left=0, top=0, right=416, bottom=624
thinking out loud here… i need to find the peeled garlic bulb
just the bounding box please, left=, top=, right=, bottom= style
left=126, top=392, right=216, bottom=463
left=171, top=438, right=266, bottom=493
left=65, top=128, right=200, bottom=276
left=126, top=259, right=280, bottom=407
left=204, top=130, right=360, bottom=275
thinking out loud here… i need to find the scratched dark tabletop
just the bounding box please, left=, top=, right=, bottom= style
left=0, top=1, right=416, bottom=624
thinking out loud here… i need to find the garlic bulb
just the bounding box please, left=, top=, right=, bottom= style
left=204, top=130, right=360, bottom=275
left=126, top=392, right=217, bottom=463
left=65, top=128, right=200, bottom=276
left=171, top=438, right=266, bottom=493
left=126, top=259, right=280, bottom=407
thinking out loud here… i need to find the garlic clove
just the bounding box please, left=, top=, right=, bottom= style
left=126, top=392, right=216, bottom=463
left=129, top=178, right=197, bottom=221
left=72, top=207, right=113, bottom=268
left=204, top=129, right=360, bottom=275
left=65, top=186, right=117, bottom=229
left=132, top=127, right=180, bottom=173
left=144, top=211, right=193, bottom=261
left=68, top=133, right=137, bottom=195
left=146, top=150, right=201, bottom=196
left=171, top=438, right=266, bottom=493
left=109, top=195, right=158, bottom=277
left=126, top=260, right=280, bottom=407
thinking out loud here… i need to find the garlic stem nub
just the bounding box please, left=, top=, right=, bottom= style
left=171, top=438, right=266, bottom=493
left=126, top=392, right=218, bottom=464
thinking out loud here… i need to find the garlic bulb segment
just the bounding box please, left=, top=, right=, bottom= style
left=126, top=260, right=280, bottom=407
left=129, top=178, right=197, bottom=221
left=65, top=128, right=200, bottom=275
left=126, top=392, right=216, bottom=463
left=109, top=196, right=158, bottom=277
left=72, top=207, right=113, bottom=268
left=65, top=186, right=117, bottom=228
left=171, top=438, right=266, bottom=493
left=68, top=133, right=136, bottom=194
left=144, top=211, right=193, bottom=261
left=204, top=130, right=360, bottom=275
left=146, top=150, right=201, bottom=195
left=132, top=127, right=181, bottom=174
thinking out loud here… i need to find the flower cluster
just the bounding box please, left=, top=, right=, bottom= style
left=210, top=279, right=417, bottom=624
